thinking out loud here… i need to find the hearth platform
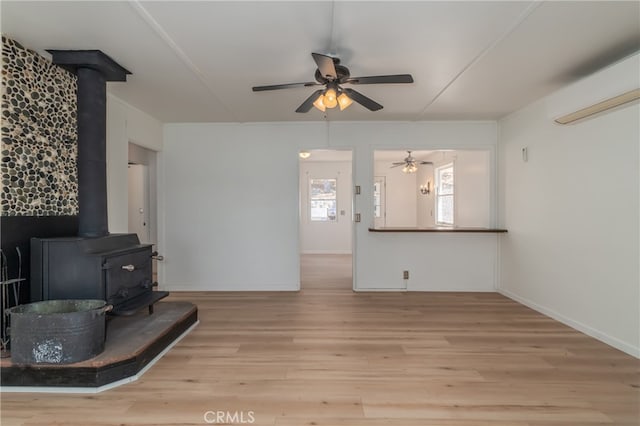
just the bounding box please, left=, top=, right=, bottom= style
left=0, top=301, right=197, bottom=389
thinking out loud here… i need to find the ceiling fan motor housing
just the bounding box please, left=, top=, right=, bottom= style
left=315, top=64, right=351, bottom=83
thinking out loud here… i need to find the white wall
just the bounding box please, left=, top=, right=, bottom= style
left=161, top=123, right=324, bottom=291
left=161, top=121, right=498, bottom=292
left=106, top=98, right=128, bottom=233
left=416, top=164, right=435, bottom=227
left=299, top=160, right=352, bottom=254
left=498, top=91, right=639, bottom=356
left=455, top=151, right=490, bottom=227
left=335, top=122, right=498, bottom=291
left=106, top=94, right=163, bottom=234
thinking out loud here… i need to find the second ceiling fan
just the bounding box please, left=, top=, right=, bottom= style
left=391, top=151, right=433, bottom=174
left=252, top=53, right=414, bottom=113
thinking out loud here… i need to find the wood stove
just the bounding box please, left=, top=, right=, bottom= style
left=29, top=50, right=167, bottom=315
left=31, top=234, right=167, bottom=315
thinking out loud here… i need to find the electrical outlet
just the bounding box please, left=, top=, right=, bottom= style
left=403, top=270, right=409, bottom=280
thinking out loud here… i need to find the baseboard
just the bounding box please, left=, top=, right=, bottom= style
left=498, top=288, right=639, bottom=358
left=301, top=250, right=352, bottom=255
left=162, top=283, right=299, bottom=291
left=354, top=287, right=406, bottom=292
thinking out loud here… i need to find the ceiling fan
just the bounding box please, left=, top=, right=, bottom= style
left=252, top=53, right=413, bottom=113
left=391, top=151, right=433, bottom=173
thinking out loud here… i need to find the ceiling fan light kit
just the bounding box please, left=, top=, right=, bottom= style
left=252, top=53, right=414, bottom=113
left=323, top=88, right=338, bottom=108
left=402, top=163, right=418, bottom=174
left=312, top=86, right=355, bottom=112
left=391, top=151, right=433, bottom=174
left=312, top=94, right=326, bottom=112
left=337, top=92, right=353, bottom=110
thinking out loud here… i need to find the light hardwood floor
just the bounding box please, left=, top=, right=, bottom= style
left=1, top=254, right=638, bottom=425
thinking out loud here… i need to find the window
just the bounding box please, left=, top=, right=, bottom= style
left=310, top=178, right=337, bottom=221
left=436, top=163, right=454, bottom=225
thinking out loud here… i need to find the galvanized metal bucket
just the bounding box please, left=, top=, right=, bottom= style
left=7, top=299, right=112, bottom=365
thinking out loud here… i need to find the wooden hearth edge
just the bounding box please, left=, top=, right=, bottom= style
left=0, top=320, right=199, bottom=394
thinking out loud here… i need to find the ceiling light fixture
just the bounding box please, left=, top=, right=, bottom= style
left=253, top=52, right=413, bottom=113
left=402, top=162, right=418, bottom=174
left=324, top=88, right=338, bottom=108
left=312, top=95, right=326, bottom=112
left=312, top=86, right=353, bottom=112
left=337, top=92, right=353, bottom=110
left=391, top=151, right=433, bottom=174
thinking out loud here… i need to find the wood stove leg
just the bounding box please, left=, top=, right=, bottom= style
left=148, top=304, right=154, bottom=315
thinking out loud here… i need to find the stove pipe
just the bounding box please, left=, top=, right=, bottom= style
left=47, top=50, right=130, bottom=238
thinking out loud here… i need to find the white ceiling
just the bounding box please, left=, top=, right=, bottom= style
left=2, top=1, right=638, bottom=123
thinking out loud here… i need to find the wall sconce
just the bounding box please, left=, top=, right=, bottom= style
left=299, top=151, right=311, bottom=159
left=419, top=181, right=431, bottom=195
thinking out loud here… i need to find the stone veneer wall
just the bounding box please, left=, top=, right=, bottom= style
left=1, top=35, right=78, bottom=216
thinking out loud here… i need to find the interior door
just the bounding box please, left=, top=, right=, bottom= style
left=128, top=164, right=150, bottom=243
left=373, top=176, right=386, bottom=228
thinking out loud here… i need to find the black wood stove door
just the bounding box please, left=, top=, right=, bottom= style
left=103, top=248, right=153, bottom=306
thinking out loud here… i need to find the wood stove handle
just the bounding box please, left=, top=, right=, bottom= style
left=151, top=251, right=164, bottom=261
left=121, top=264, right=135, bottom=272
left=140, top=280, right=158, bottom=290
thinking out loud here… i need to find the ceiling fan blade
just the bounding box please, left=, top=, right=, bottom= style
left=295, top=90, right=324, bottom=113
left=390, top=164, right=404, bottom=168
left=252, top=82, right=319, bottom=92
left=420, top=161, right=434, bottom=165
left=345, top=74, right=414, bottom=85
left=312, top=53, right=337, bottom=80
left=343, top=88, right=383, bottom=111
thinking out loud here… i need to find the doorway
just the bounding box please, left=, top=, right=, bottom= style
left=127, top=143, right=158, bottom=246
left=128, top=143, right=159, bottom=279
left=298, top=149, right=354, bottom=291
left=128, top=163, right=150, bottom=243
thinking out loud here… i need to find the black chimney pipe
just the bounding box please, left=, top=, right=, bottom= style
left=76, top=67, right=108, bottom=237
left=47, top=50, right=130, bottom=238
